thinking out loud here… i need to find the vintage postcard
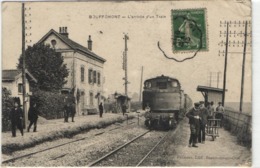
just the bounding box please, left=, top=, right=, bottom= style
left=1, top=0, right=252, bottom=167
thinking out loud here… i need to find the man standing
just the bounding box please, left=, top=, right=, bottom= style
left=216, top=102, right=225, bottom=127
left=186, top=102, right=200, bottom=148
left=10, top=100, right=24, bottom=137
left=64, top=102, right=70, bottom=122
left=27, top=102, right=39, bottom=132
left=99, top=102, right=103, bottom=118
left=71, top=102, right=76, bottom=122
left=207, top=101, right=215, bottom=120
left=122, top=103, right=127, bottom=116
left=198, top=101, right=208, bottom=144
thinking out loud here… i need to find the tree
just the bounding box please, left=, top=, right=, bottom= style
left=2, top=87, right=13, bottom=131
left=17, top=44, right=69, bottom=92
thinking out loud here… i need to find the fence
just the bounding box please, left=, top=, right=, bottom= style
left=223, top=109, right=252, bottom=147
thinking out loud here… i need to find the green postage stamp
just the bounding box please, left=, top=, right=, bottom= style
left=172, top=8, right=208, bottom=52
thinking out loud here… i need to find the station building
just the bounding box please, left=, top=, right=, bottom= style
left=37, top=27, right=106, bottom=115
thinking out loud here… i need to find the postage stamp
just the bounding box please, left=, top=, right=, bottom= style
left=171, top=8, right=208, bottom=52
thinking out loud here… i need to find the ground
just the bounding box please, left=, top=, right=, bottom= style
left=1, top=113, right=251, bottom=167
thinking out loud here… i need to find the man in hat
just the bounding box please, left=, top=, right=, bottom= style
left=216, top=102, right=225, bottom=112
left=186, top=102, right=201, bottom=147
left=198, top=101, right=208, bottom=144
left=10, top=100, right=24, bottom=137
left=216, top=102, right=225, bottom=127
left=207, top=101, right=215, bottom=120
left=64, top=102, right=70, bottom=122
left=99, top=102, right=103, bottom=118
left=27, top=102, right=39, bottom=132
left=70, top=101, right=76, bottom=122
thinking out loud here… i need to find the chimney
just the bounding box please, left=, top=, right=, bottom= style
left=88, top=35, right=93, bottom=51
left=59, top=26, right=69, bottom=38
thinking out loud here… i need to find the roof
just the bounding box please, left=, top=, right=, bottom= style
left=197, top=85, right=227, bottom=93
left=2, top=69, right=37, bottom=83
left=37, top=29, right=106, bottom=63
left=114, top=93, right=131, bottom=100
left=145, top=75, right=179, bottom=82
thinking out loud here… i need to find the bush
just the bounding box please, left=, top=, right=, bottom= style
left=2, top=87, right=14, bottom=132
left=31, top=90, right=71, bottom=119
left=131, top=101, right=142, bottom=112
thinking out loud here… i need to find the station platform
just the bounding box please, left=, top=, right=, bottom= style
left=1, top=112, right=143, bottom=154
left=170, top=118, right=252, bottom=167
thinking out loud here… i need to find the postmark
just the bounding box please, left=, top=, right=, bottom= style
left=171, top=8, right=208, bottom=53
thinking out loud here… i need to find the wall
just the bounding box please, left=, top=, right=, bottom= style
left=208, top=92, right=222, bottom=105
left=223, top=110, right=252, bottom=147
left=43, top=33, right=105, bottom=114
left=74, top=52, right=104, bottom=112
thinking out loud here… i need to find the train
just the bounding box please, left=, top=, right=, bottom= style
left=142, top=75, right=192, bottom=129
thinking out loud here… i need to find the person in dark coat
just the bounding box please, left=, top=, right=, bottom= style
left=122, top=103, right=127, bottom=116
left=10, top=101, right=24, bottom=137
left=186, top=102, right=200, bottom=148
left=71, top=102, right=76, bottom=122
left=27, top=102, right=39, bottom=132
left=64, top=103, right=70, bottom=122
left=99, top=102, right=103, bottom=118
left=198, top=101, right=208, bottom=144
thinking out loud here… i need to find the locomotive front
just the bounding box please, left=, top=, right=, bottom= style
left=143, top=75, right=183, bottom=129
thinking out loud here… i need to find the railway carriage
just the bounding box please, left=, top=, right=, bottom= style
left=143, top=75, right=192, bottom=129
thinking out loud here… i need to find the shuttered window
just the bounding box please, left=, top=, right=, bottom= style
left=93, top=71, right=97, bottom=83
left=81, top=67, right=85, bottom=82
left=97, top=72, right=101, bottom=85
left=18, top=84, right=23, bottom=93
left=88, top=69, right=93, bottom=83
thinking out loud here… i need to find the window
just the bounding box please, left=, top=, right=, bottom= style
left=172, top=81, right=178, bottom=87
left=18, top=84, right=23, bottom=93
left=51, top=39, right=57, bottom=49
left=93, top=71, right=97, bottom=83
left=81, top=67, right=85, bottom=82
left=88, top=69, right=93, bottom=83
left=97, top=72, right=101, bottom=85
left=89, top=92, right=94, bottom=106
left=145, top=82, right=152, bottom=88
left=157, top=82, right=167, bottom=89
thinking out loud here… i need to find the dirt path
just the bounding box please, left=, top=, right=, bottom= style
left=170, top=120, right=252, bottom=167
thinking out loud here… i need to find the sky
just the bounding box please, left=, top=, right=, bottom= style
left=2, top=1, right=252, bottom=103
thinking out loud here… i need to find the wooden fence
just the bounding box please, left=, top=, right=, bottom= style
left=223, top=109, right=252, bottom=147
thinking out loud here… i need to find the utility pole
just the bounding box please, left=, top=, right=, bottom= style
left=222, top=22, right=229, bottom=107
left=123, top=34, right=129, bottom=98
left=21, top=3, right=27, bottom=128
left=219, top=20, right=251, bottom=111
left=239, top=21, right=248, bottom=113
left=139, top=66, right=143, bottom=102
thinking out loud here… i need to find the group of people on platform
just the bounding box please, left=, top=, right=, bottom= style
left=64, top=101, right=76, bottom=122
left=10, top=99, right=39, bottom=137
left=186, top=101, right=225, bottom=148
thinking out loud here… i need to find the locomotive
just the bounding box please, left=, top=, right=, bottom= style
left=143, top=75, right=192, bottom=129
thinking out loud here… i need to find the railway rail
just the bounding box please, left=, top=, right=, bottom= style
left=2, top=121, right=136, bottom=164
left=88, top=130, right=170, bottom=167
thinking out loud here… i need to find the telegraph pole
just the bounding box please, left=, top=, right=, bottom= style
left=222, top=22, right=229, bottom=106
left=22, top=3, right=27, bottom=128
left=139, top=66, right=143, bottom=102
left=123, top=34, right=129, bottom=98
left=239, top=21, right=248, bottom=112
left=219, top=20, right=251, bottom=112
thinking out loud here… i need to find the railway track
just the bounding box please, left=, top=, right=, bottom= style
left=87, top=130, right=170, bottom=167
left=2, top=121, right=136, bottom=164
